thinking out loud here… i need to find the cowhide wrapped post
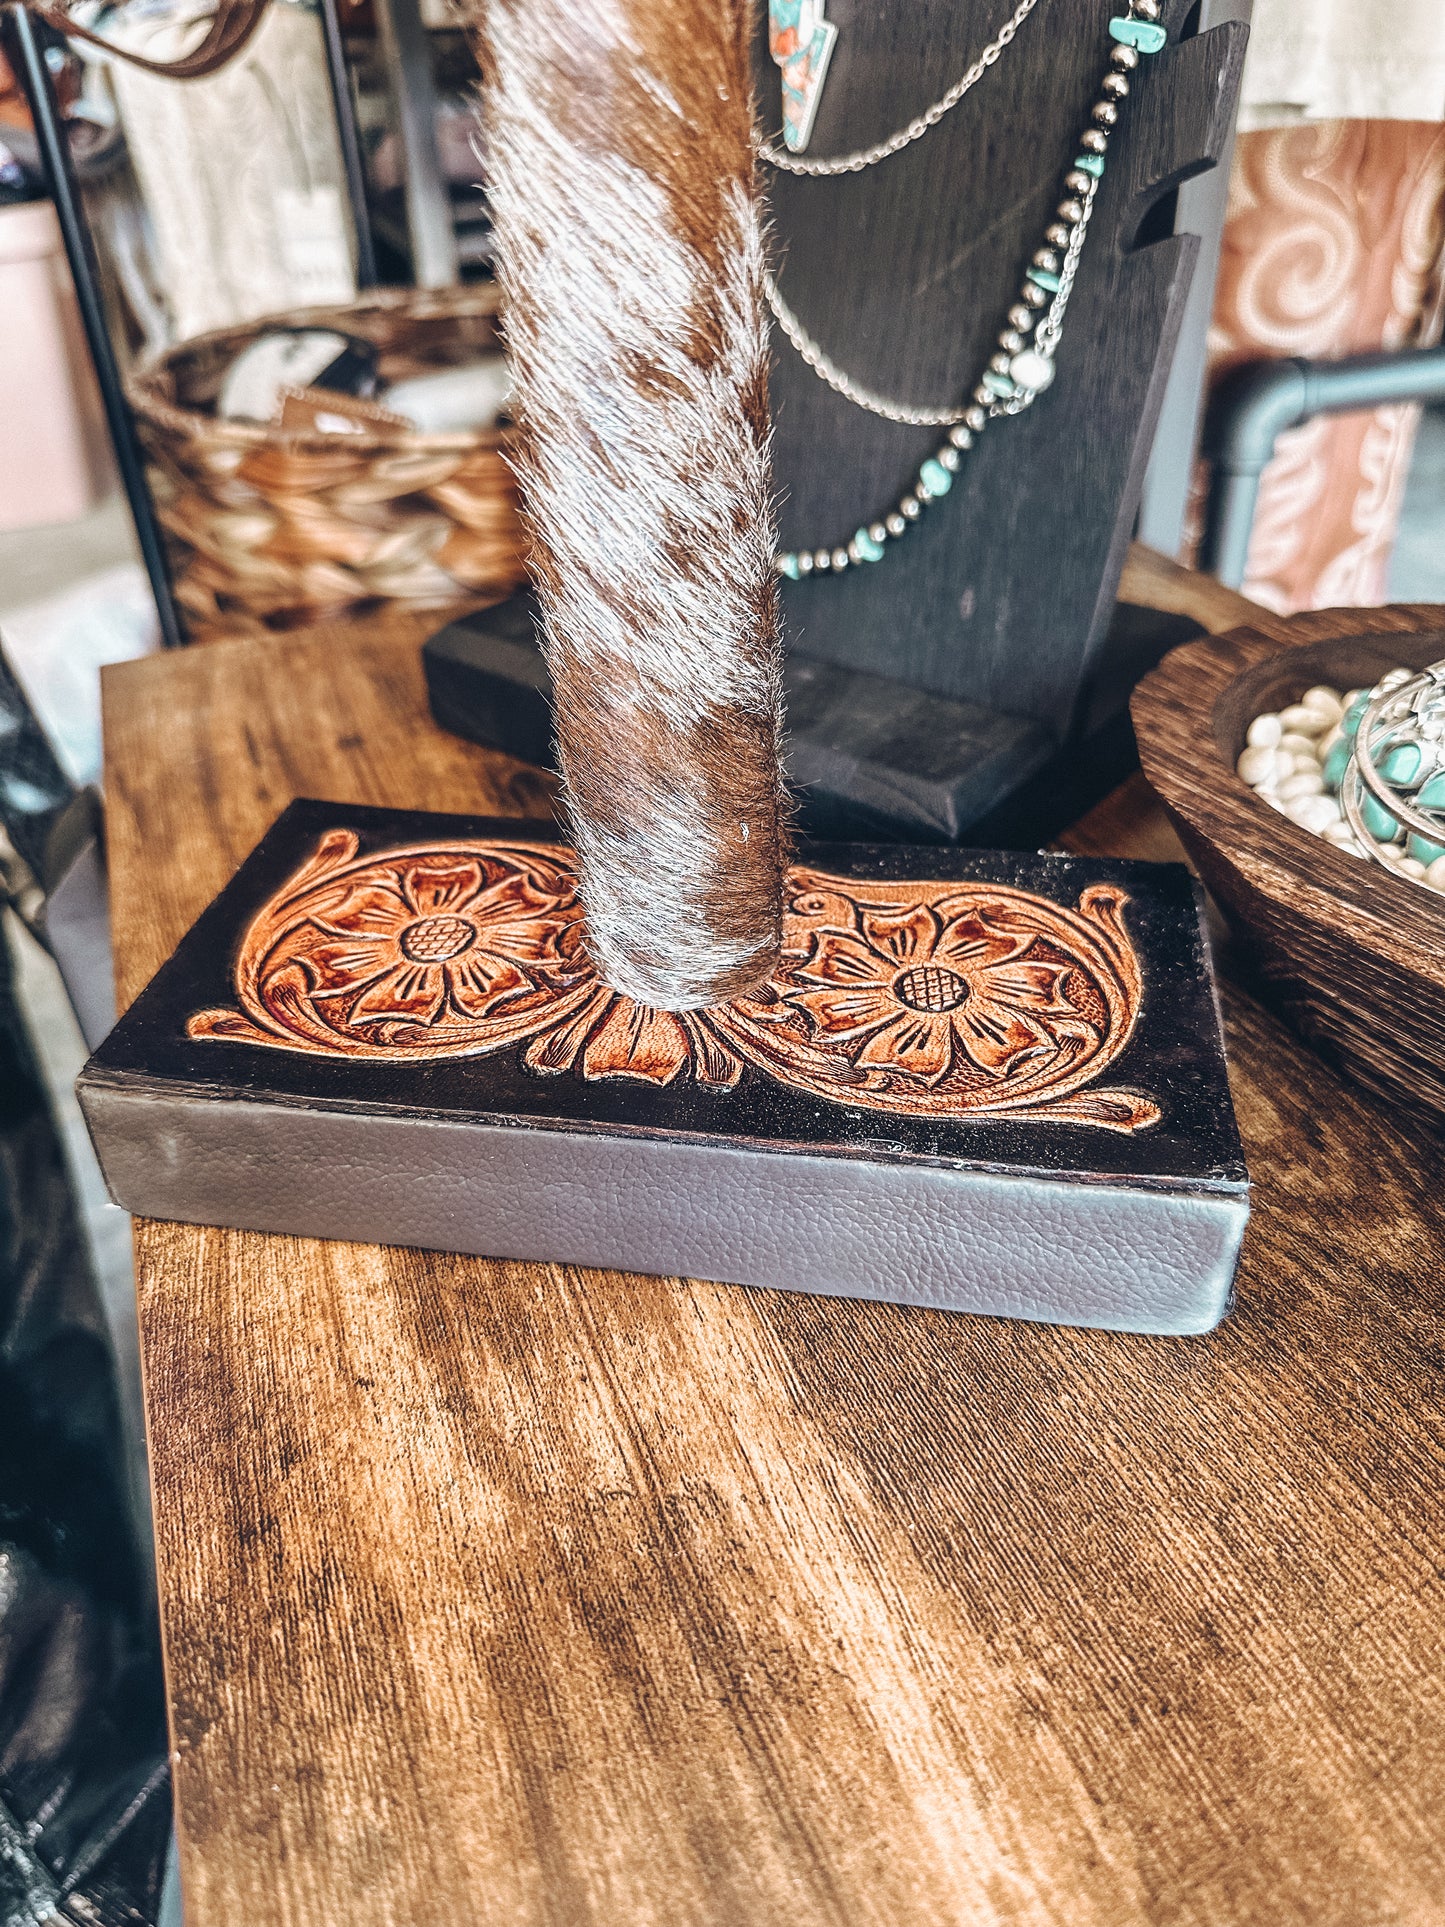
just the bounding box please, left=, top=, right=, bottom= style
left=475, top=0, right=787, bottom=1010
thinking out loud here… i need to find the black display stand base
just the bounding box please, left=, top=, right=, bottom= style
left=79, top=800, right=1247, bottom=1333
left=422, top=595, right=1205, bottom=845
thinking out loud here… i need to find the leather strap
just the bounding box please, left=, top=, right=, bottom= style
left=33, top=0, right=272, bottom=78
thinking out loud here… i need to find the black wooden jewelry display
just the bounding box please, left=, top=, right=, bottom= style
left=427, top=2, right=1246, bottom=840
left=759, top=0, right=1246, bottom=743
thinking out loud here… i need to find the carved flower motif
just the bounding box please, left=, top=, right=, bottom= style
left=521, top=986, right=745, bottom=1087
left=781, top=900, right=1084, bottom=1086
left=190, top=835, right=1158, bottom=1131
left=287, top=854, right=584, bottom=1031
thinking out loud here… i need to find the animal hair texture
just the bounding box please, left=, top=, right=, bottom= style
left=476, top=0, right=789, bottom=1010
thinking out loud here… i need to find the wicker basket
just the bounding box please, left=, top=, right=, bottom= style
left=127, top=285, right=527, bottom=642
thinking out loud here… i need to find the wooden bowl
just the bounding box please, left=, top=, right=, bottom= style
left=1132, top=605, right=1445, bottom=1126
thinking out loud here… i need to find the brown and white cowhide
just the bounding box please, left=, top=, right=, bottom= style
left=474, top=0, right=788, bottom=1010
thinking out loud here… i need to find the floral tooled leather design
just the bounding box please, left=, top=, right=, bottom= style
left=188, top=832, right=1160, bottom=1133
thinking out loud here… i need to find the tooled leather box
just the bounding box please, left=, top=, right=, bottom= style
left=77, top=798, right=1249, bottom=1333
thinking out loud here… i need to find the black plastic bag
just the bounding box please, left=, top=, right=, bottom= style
left=0, top=929, right=169, bottom=1927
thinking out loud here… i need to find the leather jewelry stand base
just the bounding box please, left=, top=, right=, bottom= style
left=78, top=799, right=1248, bottom=1333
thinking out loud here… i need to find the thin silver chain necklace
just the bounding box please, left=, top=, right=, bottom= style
left=759, top=3, right=1170, bottom=580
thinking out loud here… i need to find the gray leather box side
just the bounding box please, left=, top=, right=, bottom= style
left=80, top=1082, right=1246, bottom=1334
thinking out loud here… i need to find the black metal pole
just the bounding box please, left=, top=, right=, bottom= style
left=317, top=0, right=377, bottom=288
left=3, top=3, right=186, bottom=648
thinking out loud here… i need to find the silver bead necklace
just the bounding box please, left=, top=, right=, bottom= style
left=763, top=3, right=1169, bottom=582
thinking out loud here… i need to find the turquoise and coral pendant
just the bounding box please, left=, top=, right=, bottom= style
left=769, top=0, right=838, bottom=153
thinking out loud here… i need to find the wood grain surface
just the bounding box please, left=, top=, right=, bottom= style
left=103, top=558, right=1445, bottom=1927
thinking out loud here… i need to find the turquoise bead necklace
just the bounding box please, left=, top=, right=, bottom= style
left=764, top=5, right=1170, bottom=582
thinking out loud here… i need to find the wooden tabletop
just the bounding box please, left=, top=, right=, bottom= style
left=104, top=549, right=1445, bottom=1927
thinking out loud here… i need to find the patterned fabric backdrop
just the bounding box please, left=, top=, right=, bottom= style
left=1199, top=121, right=1445, bottom=613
